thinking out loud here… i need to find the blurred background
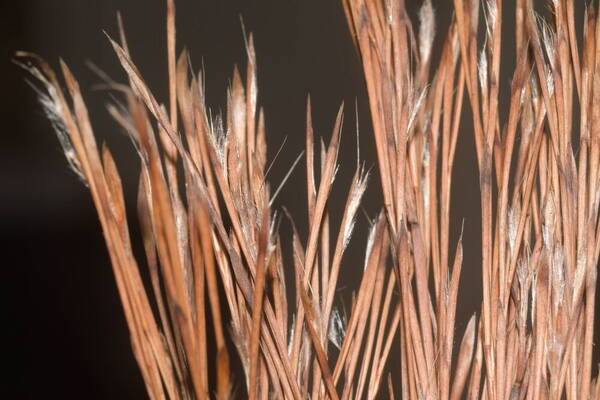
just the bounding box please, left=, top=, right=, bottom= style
left=2, top=0, right=595, bottom=398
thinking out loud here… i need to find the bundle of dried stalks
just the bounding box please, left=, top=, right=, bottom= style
left=19, top=0, right=599, bottom=398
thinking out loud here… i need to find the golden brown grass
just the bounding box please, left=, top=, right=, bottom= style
left=18, top=0, right=600, bottom=398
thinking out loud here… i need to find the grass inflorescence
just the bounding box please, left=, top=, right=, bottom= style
left=19, top=0, right=600, bottom=398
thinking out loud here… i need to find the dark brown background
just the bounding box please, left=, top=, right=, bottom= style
left=2, top=0, right=596, bottom=398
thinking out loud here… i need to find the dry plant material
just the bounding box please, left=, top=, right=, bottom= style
left=19, top=0, right=599, bottom=398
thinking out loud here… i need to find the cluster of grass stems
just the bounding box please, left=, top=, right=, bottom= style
left=19, top=0, right=600, bottom=398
